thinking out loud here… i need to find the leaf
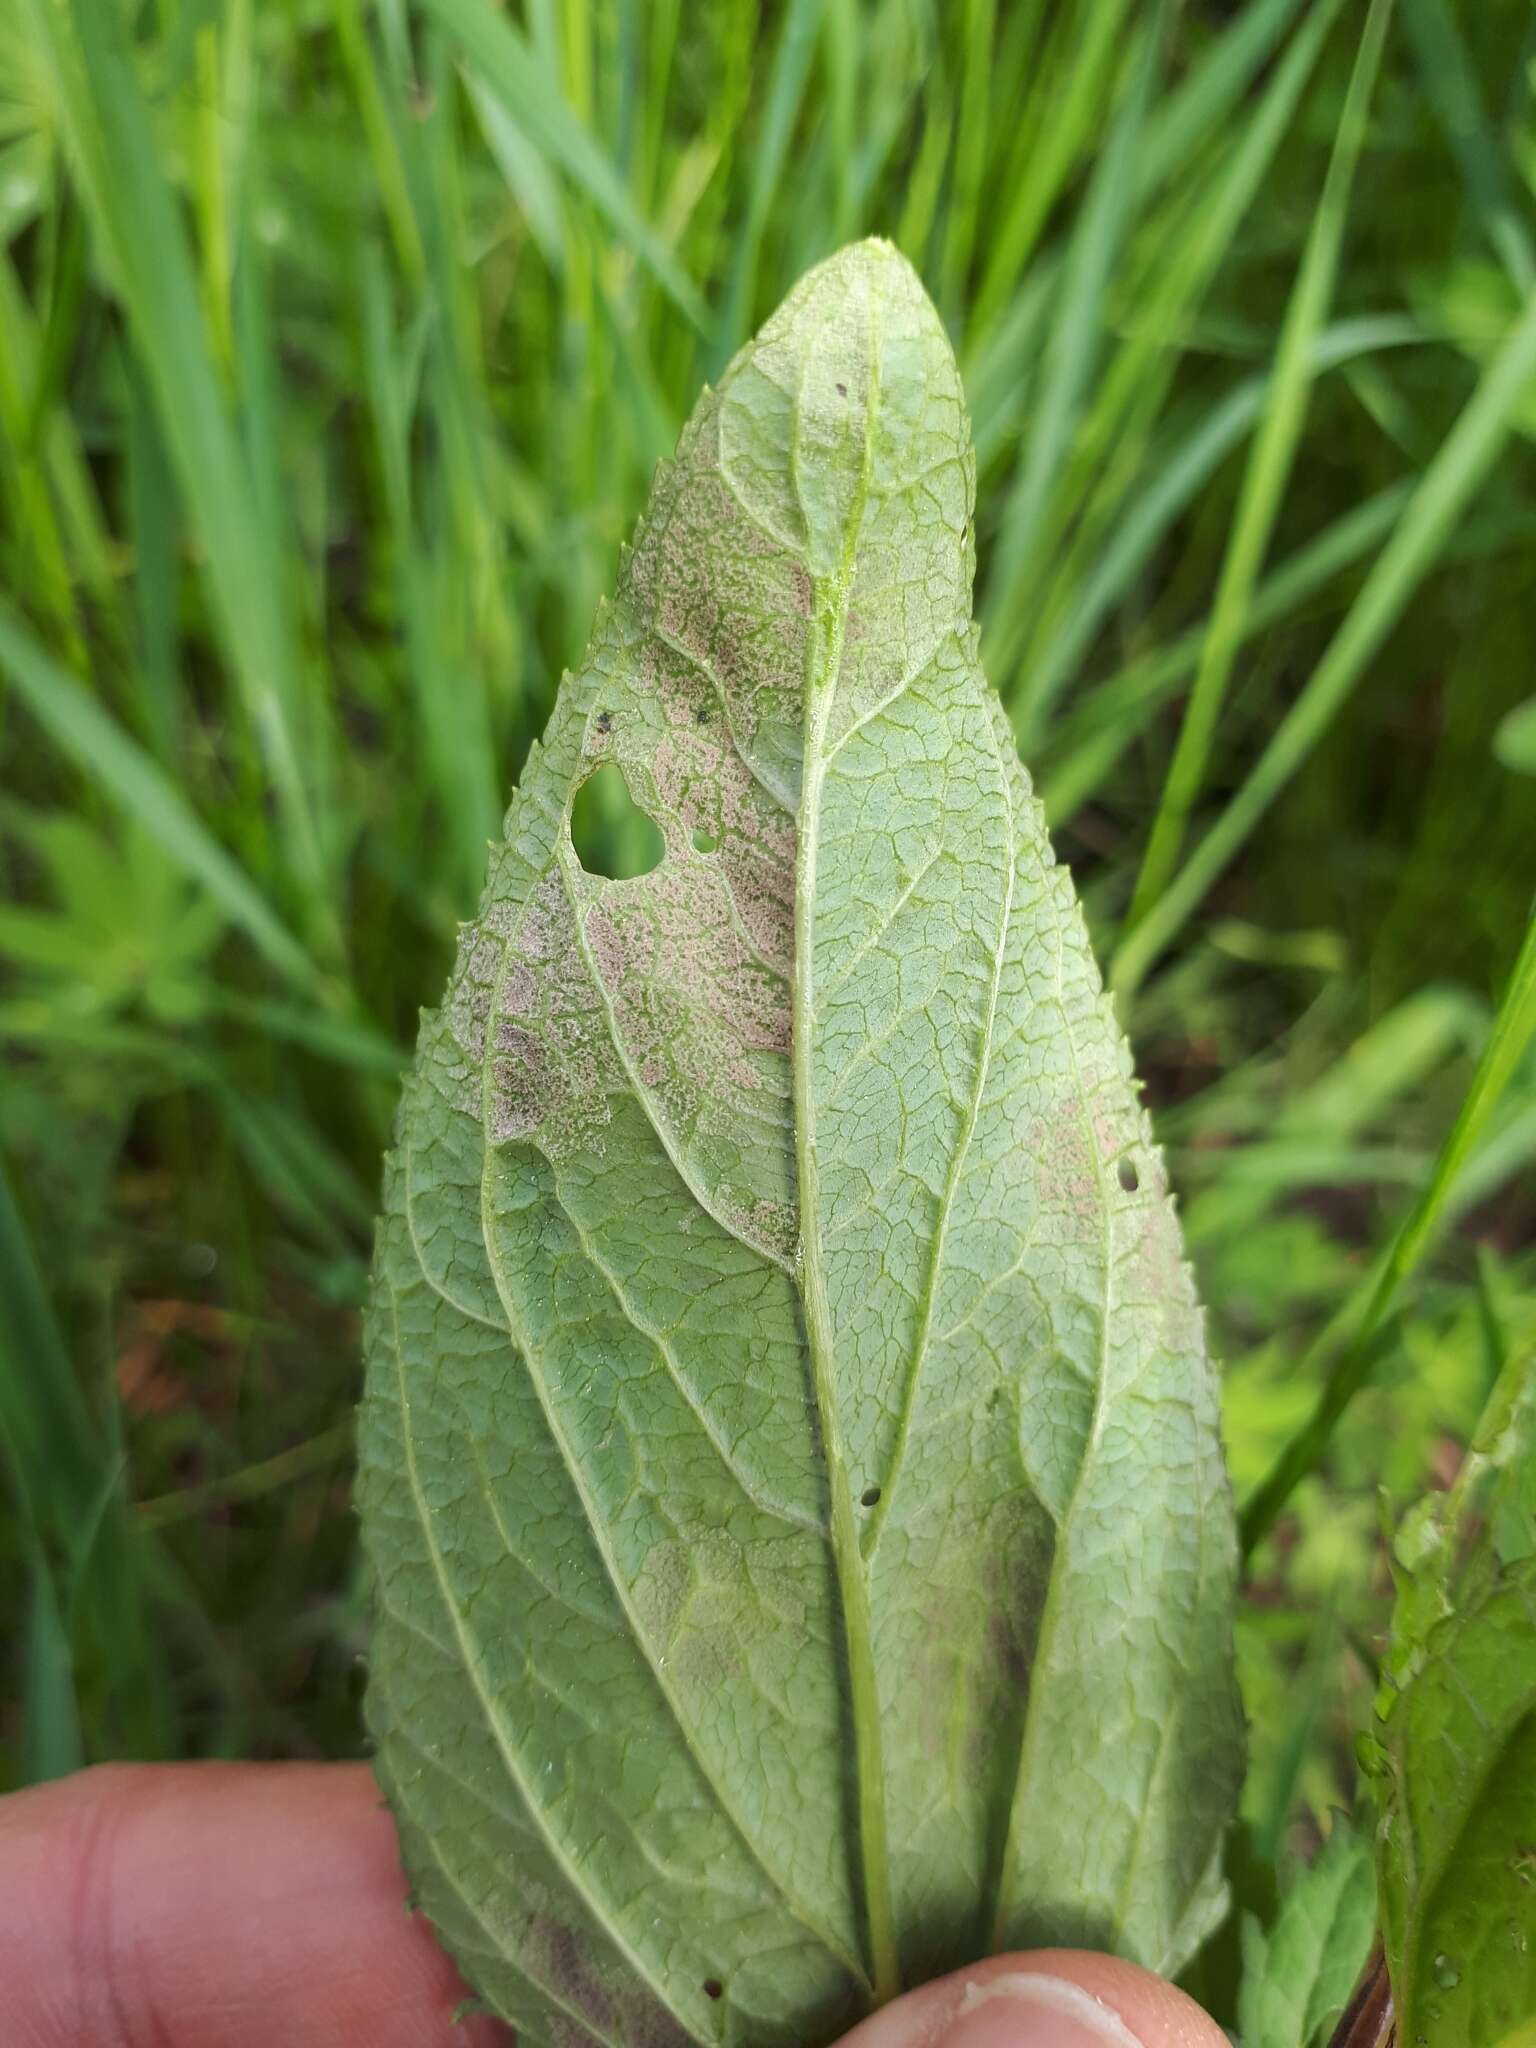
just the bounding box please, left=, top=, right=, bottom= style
left=0, top=604, right=315, bottom=992
left=1370, top=1341, right=1536, bottom=2048
left=357, top=239, right=1243, bottom=2048
left=1237, top=1819, right=1377, bottom=2048
left=1496, top=695, right=1536, bottom=776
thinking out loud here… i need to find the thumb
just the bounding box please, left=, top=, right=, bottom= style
left=832, top=1951, right=1228, bottom=2048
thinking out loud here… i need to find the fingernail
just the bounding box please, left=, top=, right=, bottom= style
left=940, top=1973, right=1145, bottom=2048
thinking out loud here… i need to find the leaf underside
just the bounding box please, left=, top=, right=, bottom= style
left=358, top=239, right=1242, bottom=2048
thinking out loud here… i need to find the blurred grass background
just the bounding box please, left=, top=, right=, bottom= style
left=1, top=0, right=1535, bottom=2010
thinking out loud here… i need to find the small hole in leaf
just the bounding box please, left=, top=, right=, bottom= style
left=860, top=1486, right=881, bottom=1508
left=692, top=828, right=719, bottom=855
left=1117, top=1158, right=1139, bottom=1193
left=570, top=761, right=664, bottom=880
left=703, top=1979, right=724, bottom=2000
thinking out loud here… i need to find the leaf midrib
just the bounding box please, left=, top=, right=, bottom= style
left=789, top=273, right=900, bottom=2008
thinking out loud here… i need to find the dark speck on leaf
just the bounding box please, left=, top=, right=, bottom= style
left=836, top=381, right=847, bottom=396
left=595, top=710, right=613, bottom=734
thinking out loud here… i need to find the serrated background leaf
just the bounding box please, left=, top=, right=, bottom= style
left=1375, top=1344, right=1536, bottom=2048
left=1237, top=1818, right=1376, bottom=2048
left=357, top=239, right=1243, bottom=2048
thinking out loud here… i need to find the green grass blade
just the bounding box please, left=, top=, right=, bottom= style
left=0, top=1153, right=176, bottom=1767
left=21, top=1552, right=85, bottom=1784
left=822, top=0, right=859, bottom=244
left=984, top=8, right=1166, bottom=693
left=1039, top=481, right=1410, bottom=822
left=0, top=605, right=317, bottom=989
left=24, top=180, right=88, bottom=451
left=215, top=993, right=406, bottom=1074
left=1007, top=314, right=1420, bottom=732
left=968, top=0, right=1303, bottom=366
left=0, top=254, right=86, bottom=660
left=417, top=0, right=707, bottom=328
left=894, top=68, right=953, bottom=277
left=358, top=251, right=500, bottom=904
left=0, top=235, right=117, bottom=622
left=123, top=361, right=183, bottom=766
left=1111, top=282, right=1536, bottom=997
left=1240, top=905, right=1536, bottom=1555
left=939, top=0, right=999, bottom=312
left=713, top=0, right=824, bottom=365
left=1134, top=0, right=1306, bottom=196
left=332, top=0, right=428, bottom=287
left=966, top=0, right=1132, bottom=348
left=466, top=70, right=567, bottom=270
left=1045, top=0, right=1345, bottom=529
left=965, top=263, right=1054, bottom=464
left=1401, top=0, right=1536, bottom=294
left=28, top=0, right=327, bottom=906
left=1126, top=0, right=1396, bottom=925
left=135, top=1421, right=354, bottom=1531
left=0, top=1154, right=98, bottom=1517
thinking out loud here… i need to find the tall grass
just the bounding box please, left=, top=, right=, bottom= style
left=1, top=0, right=1534, bottom=2016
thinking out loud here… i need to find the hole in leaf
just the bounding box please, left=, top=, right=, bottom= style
left=703, top=1980, right=723, bottom=2000
left=1117, top=1158, right=1139, bottom=1193
left=860, top=1486, right=881, bottom=1508
left=570, top=761, right=665, bottom=880
left=692, top=828, right=719, bottom=855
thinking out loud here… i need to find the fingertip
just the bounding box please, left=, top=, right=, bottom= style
left=832, top=1952, right=1227, bottom=2048
left=0, top=1761, right=511, bottom=2048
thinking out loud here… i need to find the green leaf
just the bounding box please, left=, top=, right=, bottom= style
left=357, top=240, right=1243, bottom=2048
left=1237, top=1819, right=1377, bottom=2048
left=1371, top=1342, right=1536, bottom=2048
left=1239, top=910, right=1536, bottom=1558
left=0, top=605, right=316, bottom=993
left=1496, top=696, right=1536, bottom=776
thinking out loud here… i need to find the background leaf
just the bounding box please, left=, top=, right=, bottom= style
left=1371, top=1340, right=1536, bottom=2047
left=1237, top=1817, right=1377, bottom=2048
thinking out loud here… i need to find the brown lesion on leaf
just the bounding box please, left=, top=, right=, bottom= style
left=489, top=1020, right=546, bottom=1145
left=523, top=1914, right=625, bottom=2044
left=484, top=869, right=621, bottom=1158
left=1027, top=1107, right=1099, bottom=1223
left=514, top=617, right=801, bottom=1257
